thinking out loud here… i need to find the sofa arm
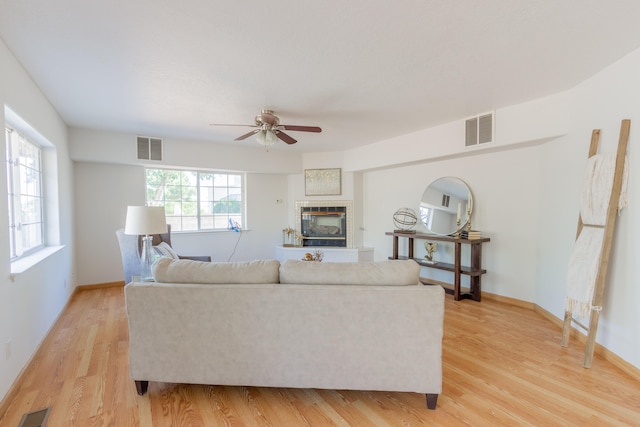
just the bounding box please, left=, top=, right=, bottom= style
left=178, top=255, right=212, bottom=262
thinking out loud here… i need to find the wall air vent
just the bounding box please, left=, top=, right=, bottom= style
left=442, top=194, right=450, bottom=208
left=465, top=112, right=494, bottom=147
left=137, top=136, right=163, bottom=161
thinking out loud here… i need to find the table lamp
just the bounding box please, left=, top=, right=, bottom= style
left=124, top=206, right=167, bottom=281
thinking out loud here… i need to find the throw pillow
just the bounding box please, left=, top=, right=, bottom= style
left=154, top=241, right=179, bottom=259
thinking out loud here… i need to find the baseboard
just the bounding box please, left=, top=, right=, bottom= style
left=464, top=290, right=640, bottom=381
left=532, top=304, right=640, bottom=382
left=0, top=286, right=79, bottom=420
left=75, top=281, right=125, bottom=291
left=0, top=281, right=127, bottom=418
left=482, top=291, right=536, bottom=310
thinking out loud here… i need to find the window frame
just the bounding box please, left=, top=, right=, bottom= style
left=5, top=125, right=45, bottom=259
left=145, top=168, right=246, bottom=232
left=419, top=204, right=434, bottom=231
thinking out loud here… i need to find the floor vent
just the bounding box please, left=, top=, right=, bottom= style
left=137, top=136, right=163, bottom=161
left=18, top=407, right=50, bottom=427
left=465, top=112, right=494, bottom=147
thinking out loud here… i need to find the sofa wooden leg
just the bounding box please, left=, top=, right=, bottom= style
left=135, top=380, right=149, bottom=396
left=426, top=393, right=438, bottom=409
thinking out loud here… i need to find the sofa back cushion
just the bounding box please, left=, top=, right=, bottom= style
left=279, top=259, right=419, bottom=286
left=152, top=258, right=280, bottom=284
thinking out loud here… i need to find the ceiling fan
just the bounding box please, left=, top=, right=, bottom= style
left=211, top=109, right=321, bottom=146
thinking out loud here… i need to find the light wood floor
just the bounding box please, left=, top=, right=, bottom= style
left=1, top=286, right=639, bottom=426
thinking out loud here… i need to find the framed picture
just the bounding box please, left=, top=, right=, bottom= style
left=305, top=168, right=342, bottom=196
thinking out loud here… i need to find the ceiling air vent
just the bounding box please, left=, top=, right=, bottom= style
left=465, top=112, right=494, bottom=147
left=137, top=136, right=163, bottom=161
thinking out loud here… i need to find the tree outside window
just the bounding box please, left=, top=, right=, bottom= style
left=146, top=168, right=244, bottom=231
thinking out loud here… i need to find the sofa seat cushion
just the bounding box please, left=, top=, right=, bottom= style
left=152, top=258, right=280, bottom=284
left=279, top=259, right=419, bottom=286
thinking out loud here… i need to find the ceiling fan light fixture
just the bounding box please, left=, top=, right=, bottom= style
left=211, top=109, right=320, bottom=146
left=256, top=129, right=278, bottom=146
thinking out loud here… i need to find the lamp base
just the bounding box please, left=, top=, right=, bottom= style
left=140, top=235, right=155, bottom=281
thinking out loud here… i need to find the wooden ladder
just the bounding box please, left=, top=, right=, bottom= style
left=561, top=119, right=630, bottom=368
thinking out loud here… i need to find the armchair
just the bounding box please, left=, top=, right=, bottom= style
left=116, top=224, right=211, bottom=284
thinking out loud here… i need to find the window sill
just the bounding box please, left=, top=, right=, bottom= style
left=172, top=229, right=251, bottom=235
left=10, top=245, right=65, bottom=276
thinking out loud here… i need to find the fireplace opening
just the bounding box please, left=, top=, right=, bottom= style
left=295, top=200, right=354, bottom=248
left=300, top=206, right=347, bottom=247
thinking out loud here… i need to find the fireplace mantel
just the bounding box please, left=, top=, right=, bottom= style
left=275, top=246, right=374, bottom=263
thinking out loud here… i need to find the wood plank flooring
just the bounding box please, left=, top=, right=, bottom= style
left=1, top=286, right=638, bottom=426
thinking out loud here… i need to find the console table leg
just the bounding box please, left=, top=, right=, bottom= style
left=469, top=276, right=482, bottom=302
left=470, top=243, right=483, bottom=301
left=454, top=242, right=462, bottom=300
left=392, top=236, right=399, bottom=259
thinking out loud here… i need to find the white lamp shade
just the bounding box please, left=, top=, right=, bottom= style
left=124, top=206, right=167, bottom=235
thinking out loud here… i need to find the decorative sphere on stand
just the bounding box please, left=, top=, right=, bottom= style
left=393, top=208, right=418, bottom=232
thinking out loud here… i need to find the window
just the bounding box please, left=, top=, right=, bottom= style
left=419, top=205, right=433, bottom=230
left=5, top=126, right=44, bottom=258
left=146, top=168, right=244, bottom=232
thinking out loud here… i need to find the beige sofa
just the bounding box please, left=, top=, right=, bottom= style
left=125, top=258, right=445, bottom=409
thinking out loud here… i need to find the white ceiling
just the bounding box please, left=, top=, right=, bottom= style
left=2, top=0, right=640, bottom=153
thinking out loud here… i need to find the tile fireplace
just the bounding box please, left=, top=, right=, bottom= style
left=295, top=200, right=353, bottom=248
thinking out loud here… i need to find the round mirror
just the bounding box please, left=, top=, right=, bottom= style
left=420, top=177, right=473, bottom=235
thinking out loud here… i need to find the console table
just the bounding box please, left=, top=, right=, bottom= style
left=386, top=231, right=490, bottom=301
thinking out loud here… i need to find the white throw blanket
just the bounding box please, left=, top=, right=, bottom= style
left=565, top=152, right=628, bottom=318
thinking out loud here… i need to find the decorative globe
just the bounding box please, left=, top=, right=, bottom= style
left=393, top=208, right=418, bottom=231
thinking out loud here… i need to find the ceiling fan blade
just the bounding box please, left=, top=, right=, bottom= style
left=281, top=125, right=322, bottom=133
left=235, top=129, right=260, bottom=141
left=210, top=123, right=256, bottom=127
left=275, top=131, right=297, bottom=145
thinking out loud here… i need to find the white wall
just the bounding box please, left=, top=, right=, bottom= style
left=69, top=126, right=303, bottom=284
left=74, top=162, right=142, bottom=285
left=361, top=147, right=541, bottom=302
left=71, top=47, right=640, bottom=371
left=536, top=48, right=640, bottom=367
left=73, top=160, right=290, bottom=284
left=70, top=128, right=302, bottom=174
left=3, top=34, right=638, bottom=412
left=349, top=49, right=640, bottom=370
left=0, top=39, right=75, bottom=403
